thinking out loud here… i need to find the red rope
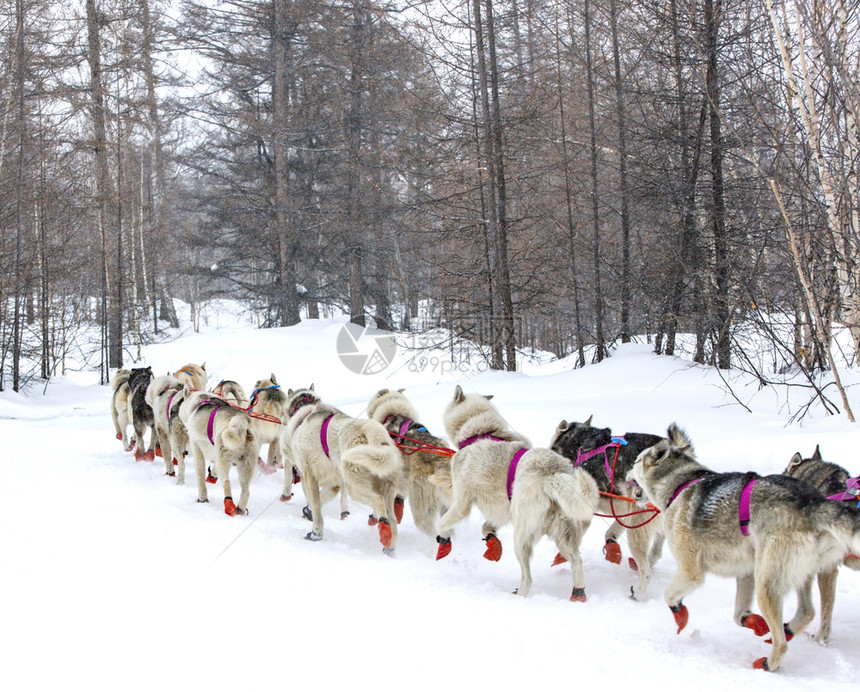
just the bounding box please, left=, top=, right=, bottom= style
left=593, top=442, right=661, bottom=529
left=390, top=432, right=456, bottom=458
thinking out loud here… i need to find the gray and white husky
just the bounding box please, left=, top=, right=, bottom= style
left=783, top=446, right=860, bottom=644
left=279, top=386, right=402, bottom=555
left=248, top=375, right=287, bottom=472
left=178, top=387, right=261, bottom=516
left=630, top=424, right=860, bottom=672
left=435, top=385, right=599, bottom=601
left=550, top=418, right=664, bottom=601
left=366, top=388, right=453, bottom=538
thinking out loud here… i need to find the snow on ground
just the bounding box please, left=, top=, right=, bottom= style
left=1, top=303, right=859, bottom=691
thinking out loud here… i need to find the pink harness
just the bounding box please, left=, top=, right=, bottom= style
left=738, top=478, right=758, bottom=536
left=507, top=449, right=528, bottom=500
left=458, top=433, right=504, bottom=449
left=320, top=413, right=335, bottom=459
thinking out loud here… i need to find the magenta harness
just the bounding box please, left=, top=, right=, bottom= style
left=192, top=399, right=229, bottom=445
left=458, top=433, right=527, bottom=500
left=828, top=477, right=860, bottom=505
left=320, top=413, right=335, bottom=459
left=574, top=437, right=628, bottom=482
left=665, top=475, right=758, bottom=535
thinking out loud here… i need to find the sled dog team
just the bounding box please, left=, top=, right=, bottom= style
left=110, top=364, right=860, bottom=673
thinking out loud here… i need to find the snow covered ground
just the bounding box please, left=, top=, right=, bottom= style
left=2, top=304, right=859, bottom=691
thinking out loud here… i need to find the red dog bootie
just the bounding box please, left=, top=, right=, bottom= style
left=378, top=518, right=393, bottom=549
left=741, top=614, right=770, bottom=637
left=628, top=557, right=638, bottom=571
left=394, top=497, right=405, bottom=524
left=224, top=497, right=247, bottom=516
left=551, top=552, right=568, bottom=566
left=670, top=603, right=689, bottom=633
left=155, top=446, right=163, bottom=458
left=603, top=539, right=622, bottom=564
left=483, top=533, right=502, bottom=562
left=570, top=587, right=587, bottom=603
left=436, top=536, right=452, bottom=560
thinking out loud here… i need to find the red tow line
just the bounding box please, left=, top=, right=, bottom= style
left=389, top=432, right=456, bottom=458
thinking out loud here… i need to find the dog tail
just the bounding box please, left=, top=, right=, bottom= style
left=545, top=469, right=600, bottom=523
left=342, top=442, right=401, bottom=478
left=221, top=414, right=254, bottom=451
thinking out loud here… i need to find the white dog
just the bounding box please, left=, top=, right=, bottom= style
left=436, top=385, right=599, bottom=600
left=279, top=386, right=401, bottom=555
left=179, top=387, right=261, bottom=516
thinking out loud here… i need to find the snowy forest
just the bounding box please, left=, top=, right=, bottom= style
left=1, top=0, right=859, bottom=399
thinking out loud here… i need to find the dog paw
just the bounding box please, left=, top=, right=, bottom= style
left=155, top=446, right=162, bottom=458
left=302, top=505, right=313, bottom=521
left=141, top=450, right=155, bottom=462
left=628, top=557, right=639, bottom=571
left=172, top=457, right=179, bottom=466
left=382, top=547, right=395, bottom=557
left=292, top=467, right=302, bottom=484
left=394, top=497, right=405, bottom=524
left=603, top=539, right=622, bottom=564
left=115, top=433, right=123, bottom=440
left=436, top=536, right=452, bottom=560
left=483, top=534, right=502, bottom=562
left=367, top=514, right=378, bottom=526
left=280, top=493, right=293, bottom=502
left=670, top=603, right=689, bottom=634
left=752, top=657, right=770, bottom=671
left=378, top=518, right=393, bottom=549
left=570, top=588, right=587, bottom=603
left=764, top=624, right=793, bottom=644
left=741, top=614, right=770, bottom=637
left=206, top=466, right=217, bottom=484
left=551, top=552, right=568, bottom=567
left=305, top=531, right=323, bottom=542
left=340, top=511, right=350, bottom=520
left=165, top=471, right=176, bottom=477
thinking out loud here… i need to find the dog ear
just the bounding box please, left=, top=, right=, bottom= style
left=584, top=414, right=593, bottom=427
left=309, top=383, right=314, bottom=391
left=786, top=452, right=804, bottom=474
left=484, top=394, right=494, bottom=400
left=556, top=420, right=569, bottom=433
left=397, top=388, right=405, bottom=393
left=453, top=385, right=465, bottom=403
left=271, top=373, right=277, bottom=384
left=647, top=439, right=671, bottom=466
left=287, top=388, right=293, bottom=396
left=201, top=362, right=206, bottom=371
left=812, top=445, right=822, bottom=461
left=377, top=388, right=389, bottom=396
left=666, top=423, right=693, bottom=452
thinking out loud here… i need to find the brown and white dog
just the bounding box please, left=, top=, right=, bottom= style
left=248, top=375, right=287, bottom=474
left=110, top=369, right=133, bottom=452
left=173, top=362, right=207, bottom=391
left=366, top=388, right=453, bottom=539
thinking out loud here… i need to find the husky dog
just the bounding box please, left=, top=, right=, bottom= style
left=784, top=446, right=860, bottom=644
left=630, top=424, right=860, bottom=672
left=436, top=386, right=599, bottom=601
left=248, top=375, right=287, bottom=473
left=551, top=418, right=665, bottom=600
left=173, top=362, right=207, bottom=391
left=279, top=386, right=401, bottom=555
left=145, top=374, right=187, bottom=481
left=366, top=388, right=453, bottom=538
left=110, top=369, right=133, bottom=451
left=213, top=379, right=249, bottom=408
left=128, top=367, right=157, bottom=461
left=178, top=387, right=261, bottom=516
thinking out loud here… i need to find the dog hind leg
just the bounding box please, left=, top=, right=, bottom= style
left=753, top=576, right=789, bottom=671
left=813, top=567, right=837, bottom=644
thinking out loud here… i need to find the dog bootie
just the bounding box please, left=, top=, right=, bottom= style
left=378, top=518, right=393, bottom=549
left=172, top=457, right=179, bottom=466
left=155, top=446, right=162, bottom=458
left=280, top=493, right=293, bottom=502
left=292, top=467, right=302, bottom=484
left=628, top=557, right=638, bottom=571
left=670, top=603, right=689, bottom=634
left=302, top=505, right=313, bottom=521
left=752, top=657, right=770, bottom=671
left=224, top=497, right=246, bottom=516
left=305, top=531, right=323, bottom=542
left=115, top=433, right=123, bottom=440
left=394, top=497, right=405, bottom=524
left=367, top=514, right=378, bottom=526
left=741, top=614, right=770, bottom=637
left=436, top=536, right=452, bottom=560
left=206, top=466, right=217, bottom=484
left=603, top=539, right=622, bottom=565
left=483, top=533, right=502, bottom=562
left=551, top=552, right=568, bottom=566
left=570, top=588, right=587, bottom=603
